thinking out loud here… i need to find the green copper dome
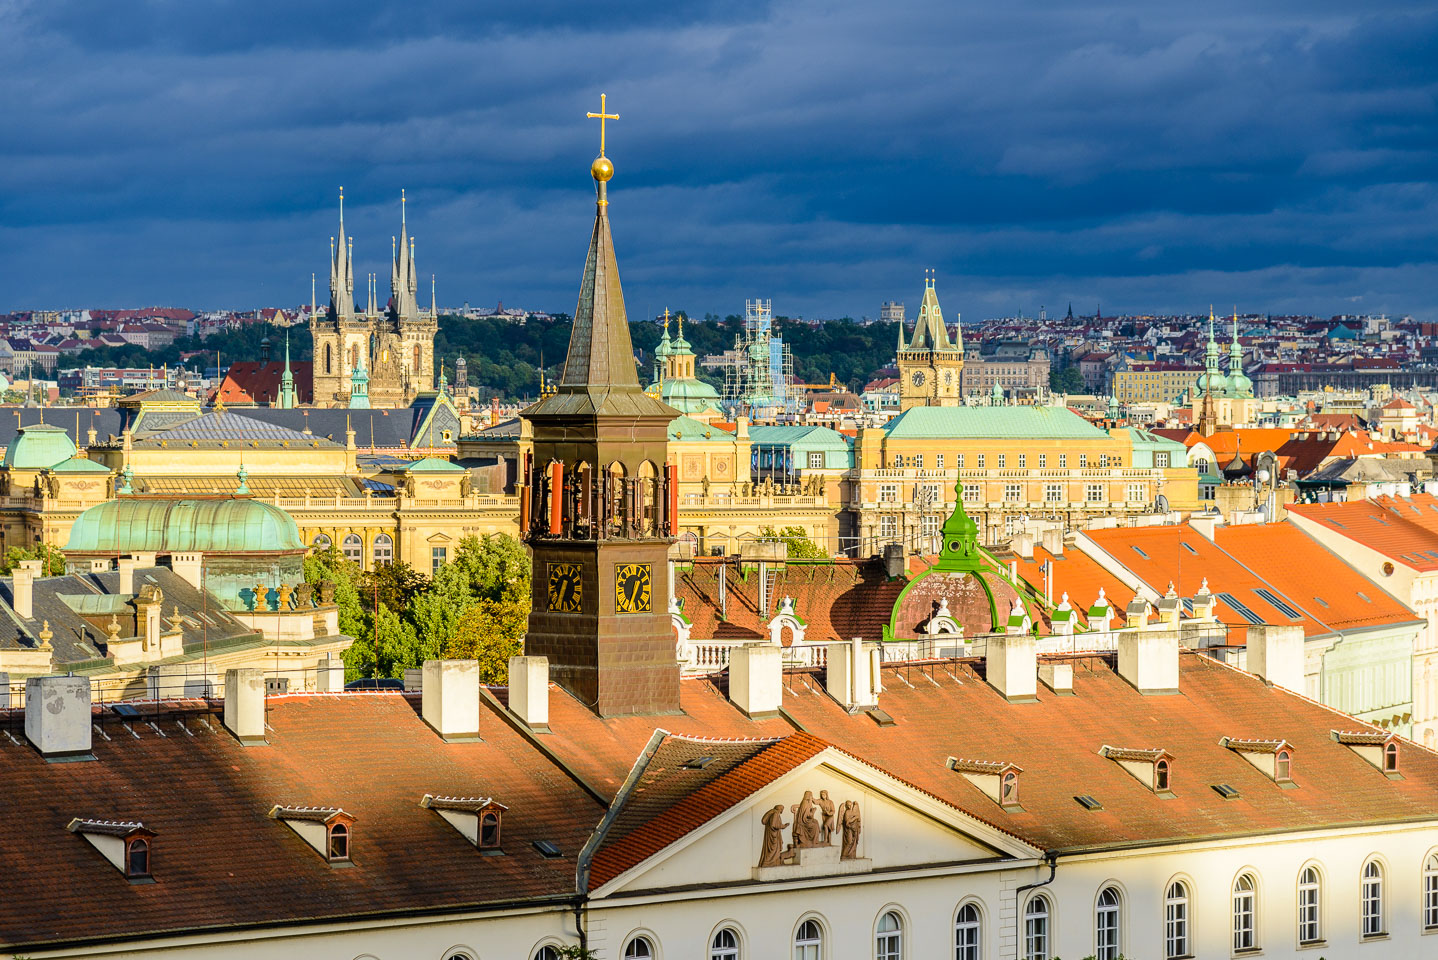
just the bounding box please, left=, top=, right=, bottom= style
left=660, top=376, right=722, bottom=413
left=65, top=498, right=304, bottom=555
left=4, top=424, right=78, bottom=469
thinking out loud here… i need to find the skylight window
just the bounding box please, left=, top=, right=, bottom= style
left=1074, top=795, right=1103, bottom=811
left=533, top=839, right=563, bottom=858
left=1254, top=588, right=1302, bottom=620
left=1212, top=783, right=1240, bottom=799
left=1312, top=596, right=1329, bottom=608
left=1357, top=591, right=1372, bottom=603
left=1181, top=542, right=1198, bottom=555
left=1132, top=546, right=1149, bottom=559
left=1215, top=592, right=1264, bottom=625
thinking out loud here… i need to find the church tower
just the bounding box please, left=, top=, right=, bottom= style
left=521, top=96, right=682, bottom=717
left=897, top=271, right=964, bottom=411
left=310, top=188, right=358, bottom=407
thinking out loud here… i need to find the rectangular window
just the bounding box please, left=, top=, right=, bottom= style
left=1045, top=483, right=1063, bottom=503
left=1079, top=454, right=1088, bottom=468
left=977, top=454, right=986, bottom=468
left=879, top=483, right=899, bottom=503
left=1156, top=451, right=1170, bottom=468
left=1086, top=484, right=1104, bottom=503
left=1018, top=454, right=1027, bottom=468
left=1126, top=483, right=1145, bottom=502
left=1216, top=592, right=1265, bottom=625
left=1004, top=483, right=1023, bottom=502
left=879, top=515, right=899, bottom=539
left=1038, top=454, right=1047, bottom=468
left=918, top=482, right=943, bottom=504
left=1058, top=454, right=1068, bottom=469
left=1099, top=454, right=1109, bottom=468
left=921, top=514, right=940, bottom=537
left=431, top=547, right=447, bottom=574
left=915, top=454, right=924, bottom=469
left=997, top=454, right=1006, bottom=469
left=957, top=453, right=965, bottom=469
left=963, top=483, right=980, bottom=503
left=936, top=454, right=945, bottom=469
left=808, top=451, right=824, bottom=469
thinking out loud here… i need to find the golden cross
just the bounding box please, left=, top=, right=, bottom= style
left=587, top=93, right=620, bottom=157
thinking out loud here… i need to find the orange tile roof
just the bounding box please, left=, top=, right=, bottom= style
left=1011, top=545, right=1135, bottom=627
left=1290, top=494, right=1438, bottom=573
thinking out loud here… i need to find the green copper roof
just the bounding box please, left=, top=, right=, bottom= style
left=668, top=416, right=734, bottom=441
left=660, top=377, right=722, bottom=413
left=4, top=424, right=78, bottom=469
left=65, top=498, right=303, bottom=554
left=748, top=425, right=854, bottom=450
left=406, top=456, right=465, bottom=472
left=884, top=406, right=1107, bottom=440
left=49, top=456, right=110, bottom=474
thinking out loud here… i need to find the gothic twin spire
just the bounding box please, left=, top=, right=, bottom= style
left=326, top=188, right=426, bottom=323
left=899, top=270, right=963, bottom=354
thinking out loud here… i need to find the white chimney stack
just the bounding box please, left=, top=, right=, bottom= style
left=1245, top=624, right=1305, bottom=692
left=1117, top=629, right=1180, bottom=695
left=826, top=637, right=879, bottom=711
left=729, top=643, right=782, bottom=718
left=171, top=553, right=204, bottom=590
left=508, top=655, right=550, bottom=731
left=1039, top=661, right=1074, bottom=695
left=1040, top=528, right=1064, bottom=556
left=116, top=558, right=136, bottom=595
left=422, top=659, right=481, bottom=742
left=11, top=567, right=34, bottom=621
left=25, top=675, right=93, bottom=759
left=985, top=633, right=1037, bottom=702
left=315, top=657, right=346, bottom=693
left=223, top=668, right=267, bottom=745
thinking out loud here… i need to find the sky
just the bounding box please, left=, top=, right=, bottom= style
left=1, top=0, right=1436, bottom=321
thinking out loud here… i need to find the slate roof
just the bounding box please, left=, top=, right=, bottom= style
left=131, top=412, right=341, bottom=446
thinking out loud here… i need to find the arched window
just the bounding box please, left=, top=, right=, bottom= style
left=954, top=903, right=982, bottom=960
left=1194, top=457, right=1211, bottom=474
left=1275, top=749, right=1292, bottom=782
left=126, top=837, right=150, bottom=877
left=1362, top=860, right=1384, bottom=937
left=1024, top=895, right=1050, bottom=960
left=794, top=919, right=823, bottom=960
left=313, top=533, right=332, bottom=551
left=373, top=534, right=393, bottom=565
left=534, top=947, right=561, bottom=960
left=445, top=953, right=473, bottom=960
left=1155, top=758, right=1171, bottom=792
left=1384, top=741, right=1399, bottom=772
left=876, top=911, right=902, bottom=960
left=1095, top=886, right=1121, bottom=960
left=414, top=344, right=422, bottom=373
left=324, top=343, right=332, bottom=374
left=624, top=936, right=653, bottom=959
left=1425, top=853, right=1438, bottom=931
left=342, top=533, right=362, bottom=563
left=1298, top=865, right=1322, bottom=944
left=327, top=822, right=349, bottom=862
left=1164, top=880, right=1190, bottom=959
left=479, top=810, right=501, bottom=849
left=1232, top=873, right=1257, bottom=951
left=1001, top=771, right=1019, bottom=805
left=349, top=343, right=358, bottom=370
left=710, top=927, right=739, bottom=960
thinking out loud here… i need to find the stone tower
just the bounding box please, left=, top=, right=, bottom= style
left=309, top=190, right=438, bottom=407
left=897, top=272, right=964, bottom=411
left=521, top=116, right=682, bottom=717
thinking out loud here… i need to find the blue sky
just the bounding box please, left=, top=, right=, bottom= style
left=1, top=0, right=1435, bottom=320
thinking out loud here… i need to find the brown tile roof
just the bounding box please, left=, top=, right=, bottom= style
left=211, top=361, right=314, bottom=406
left=0, top=693, right=602, bottom=952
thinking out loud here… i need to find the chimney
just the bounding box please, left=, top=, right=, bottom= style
left=170, top=553, right=204, bottom=590
left=11, top=567, right=34, bottom=621
left=87, top=559, right=109, bottom=575
left=24, top=675, right=93, bottom=760
left=1246, top=624, right=1305, bottom=692
left=421, top=659, right=480, bottom=742
left=223, top=668, right=266, bottom=745
left=1189, top=515, right=1219, bottom=540
left=1038, top=661, right=1074, bottom=695
left=882, top=542, right=905, bottom=578
left=131, top=552, right=157, bottom=569
left=1013, top=532, right=1035, bottom=559
left=315, top=657, right=345, bottom=693
left=136, top=585, right=162, bottom=652
left=729, top=643, right=782, bottom=717
left=985, top=633, right=1037, bottom=703
left=1117, top=629, right=1180, bottom=695
left=117, top=558, right=136, bottom=595
left=1040, top=528, right=1064, bottom=556
left=826, top=637, right=879, bottom=711
left=508, top=655, right=550, bottom=732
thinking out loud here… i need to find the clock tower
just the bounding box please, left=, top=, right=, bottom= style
left=897, top=271, right=964, bottom=411
left=520, top=96, right=683, bottom=716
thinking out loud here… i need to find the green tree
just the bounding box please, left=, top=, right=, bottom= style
left=2, top=543, right=67, bottom=576
left=759, top=526, right=828, bottom=559
left=441, top=597, right=529, bottom=683
left=304, top=546, right=369, bottom=678
left=359, top=561, right=429, bottom=612
left=372, top=602, right=422, bottom=680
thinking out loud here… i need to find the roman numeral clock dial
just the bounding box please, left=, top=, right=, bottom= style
left=614, top=563, right=652, bottom=613
left=546, top=562, right=583, bottom=613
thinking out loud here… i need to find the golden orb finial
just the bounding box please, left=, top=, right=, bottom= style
left=591, top=156, right=614, bottom=182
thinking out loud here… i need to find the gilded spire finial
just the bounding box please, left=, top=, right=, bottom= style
left=662, top=307, right=671, bottom=336
left=587, top=93, right=619, bottom=187
left=401, top=187, right=406, bottom=226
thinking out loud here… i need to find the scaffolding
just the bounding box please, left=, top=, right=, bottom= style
left=722, top=299, right=801, bottom=421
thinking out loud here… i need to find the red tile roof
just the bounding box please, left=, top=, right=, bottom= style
left=212, top=361, right=314, bottom=405
left=1289, top=494, right=1438, bottom=573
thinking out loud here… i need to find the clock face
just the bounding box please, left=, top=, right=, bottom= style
left=911, top=370, right=926, bottom=387
left=546, top=562, right=583, bottom=613
left=614, top=563, right=653, bottom=613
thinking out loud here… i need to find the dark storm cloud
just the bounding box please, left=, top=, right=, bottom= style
left=1, top=0, right=1436, bottom=318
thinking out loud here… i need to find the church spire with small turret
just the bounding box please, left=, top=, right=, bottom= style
left=279, top=334, right=296, bottom=409
left=328, top=187, right=354, bottom=321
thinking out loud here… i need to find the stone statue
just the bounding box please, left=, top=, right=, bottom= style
left=277, top=584, right=293, bottom=610
left=701, top=475, right=710, bottom=496
left=790, top=791, right=821, bottom=848
left=758, top=804, right=789, bottom=868
left=839, top=800, right=862, bottom=859
left=816, top=789, right=836, bottom=843
left=252, top=582, right=268, bottom=611
left=296, top=582, right=315, bottom=608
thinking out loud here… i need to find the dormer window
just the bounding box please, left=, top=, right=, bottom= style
left=1099, top=746, right=1176, bottom=797
left=1276, top=749, right=1292, bottom=781
left=1221, top=738, right=1297, bottom=787
left=268, top=805, right=356, bottom=865
left=67, top=819, right=156, bottom=882
left=1332, top=730, right=1403, bottom=779
left=421, top=795, right=510, bottom=851
left=947, top=758, right=1023, bottom=811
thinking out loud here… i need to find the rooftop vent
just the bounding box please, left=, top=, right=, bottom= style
left=1099, top=745, right=1175, bottom=797
left=681, top=756, right=715, bottom=770
left=1332, top=730, right=1402, bottom=779
left=67, top=819, right=154, bottom=881
left=420, top=794, right=507, bottom=851
left=268, top=805, right=354, bottom=864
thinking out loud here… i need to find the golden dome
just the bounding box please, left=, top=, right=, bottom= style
left=591, top=156, right=614, bottom=182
